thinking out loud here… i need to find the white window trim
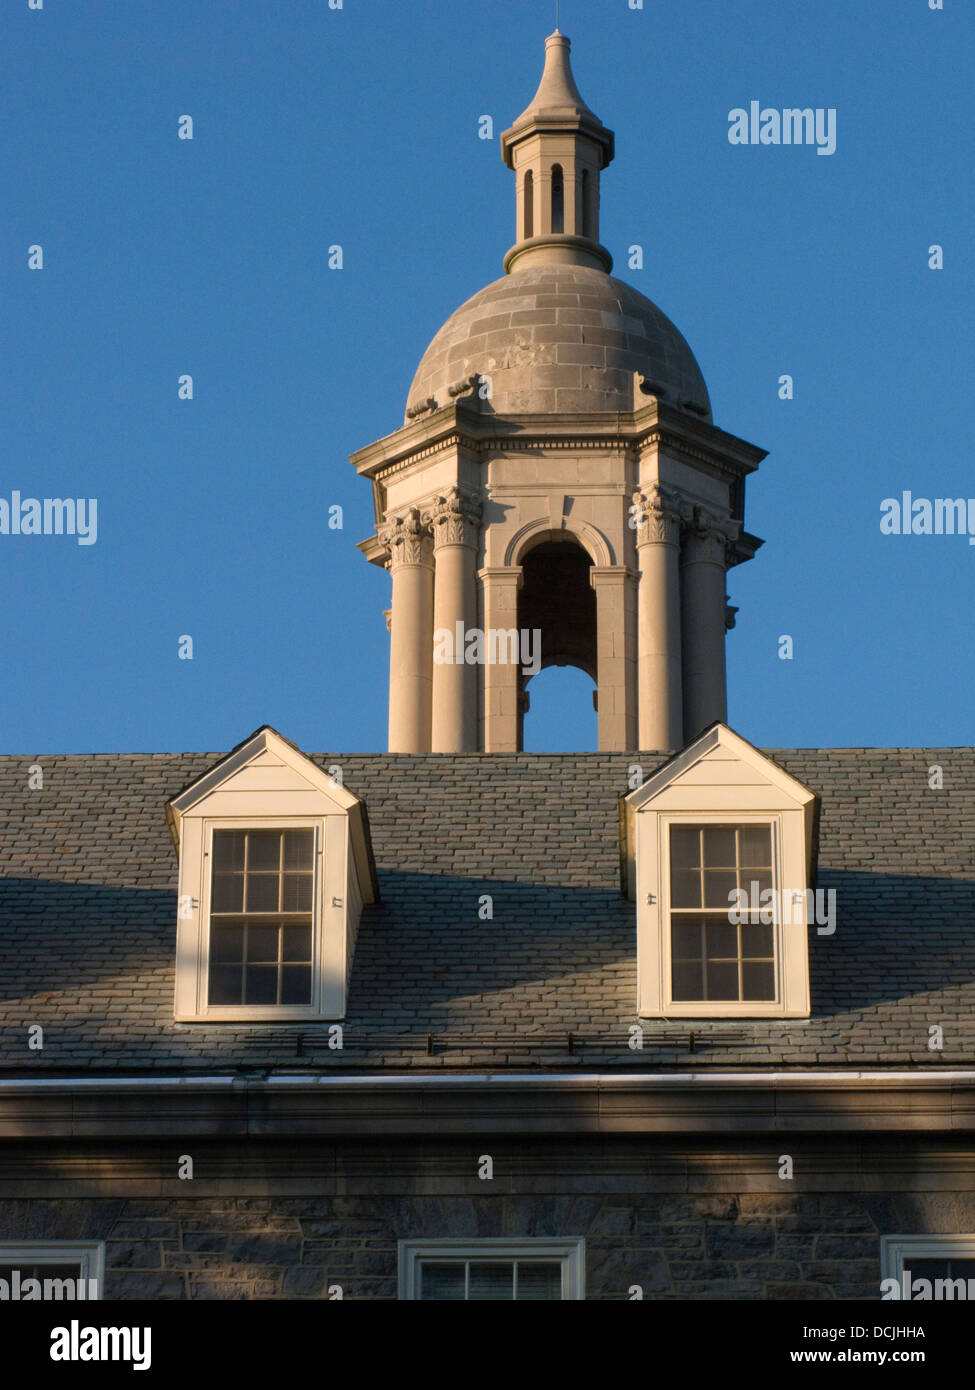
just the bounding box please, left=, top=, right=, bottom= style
left=0, top=1241, right=104, bottom=1298
left=176, top=815, right=345, bottom=1023
left=638, top=809, right=811, bottom=1019
left=397, top=1238, right=585, bottom=1301
left=881, top=1234, right=975, bottom=1281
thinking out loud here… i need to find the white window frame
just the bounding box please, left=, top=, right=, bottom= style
left=660, top=811, right=784, bottom=1016
left=177, top=816, right=340, bottom=1023
left=881, top=1234, right=975, bottom=1283
left=169, top=725, right=376, bottom=1024
left=398, top=1238, right=585, bottom=1301
left=626, top=724, right=816, bottom=1021
left=0, top=1242, right=104, bottom=1299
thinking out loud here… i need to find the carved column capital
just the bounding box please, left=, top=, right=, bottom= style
left=377, top=507, right=433, bottom=569
left=631, top=485, right=687, bottom=548
left=684, top=506, right=740, bottom=567
left=425, top=487, right=482, bottom=550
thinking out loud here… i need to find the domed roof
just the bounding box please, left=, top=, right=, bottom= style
left=405, top=263, right=711, bottom=423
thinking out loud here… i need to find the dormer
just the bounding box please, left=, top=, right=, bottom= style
left=167, top=726, right=377, bottom=1023
left=622, top=724, right=819, bottom=1019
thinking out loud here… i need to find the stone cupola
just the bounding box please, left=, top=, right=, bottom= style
left=352, top=33, right=766, bottom=756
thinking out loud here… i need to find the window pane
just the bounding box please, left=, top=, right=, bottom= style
left=280, top=965, right=312, bottom=1005
left=672, top=960, right=704, bottom=1001
left=469, top=1263, right=513, bottom=1300
left=211, top=873, right=243, bottom=913
left=702, top=826, right=737, bottom=867
left=705, top=920, right=737, bottom=960
left=706, top=960, right=739, bottom=1001
left=245, top=874, right=280, bottom=913
left=282, top=874, right=312, bottom=913
left=515, top=1263, right=562, bottom=1300
left=247, top=831, right=281, bottom=871
left=703, top=869, right=737, bottom=909
left=741, top=961, right=775, bottom=1001
left=670, top=826, right=701, bottom=869
left=283, top=830, right=314, bottom=870
left=419, top=1264, right=466, bottom=1300
left=670, top=870, right=701, bottom=909
left=246, top=925, right=279, bottom=963
left=741, top=921, right=774, bottom=958
left=210, top=924, right=244, bottom=962
left=740, top=868, right=773, bottom=899
left=739, top=825, right=772, bottom=867
left=209, top=965, right=243, bottom=1004
left=212, top=831, right=246, bottom=870
left=244, top=965, right=277, bottom=1005
left=281, top=924, right=312, bottom=961
left=671, top=919, right=703, bottom=961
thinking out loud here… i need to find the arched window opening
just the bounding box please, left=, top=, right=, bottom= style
left=581, top=170, right=595, bottom=240
left=522, top=667, right=598, bottom=752
left=516, top=538, right=596, bottom=751
left=523, top=170, right=534, bottom=240
left=551, top=165, right=564, bottom=234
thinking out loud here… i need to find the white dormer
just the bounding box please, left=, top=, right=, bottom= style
left=167, top=726, right=377, bottom=1023
left=622, top=724, right=818, bottom=1019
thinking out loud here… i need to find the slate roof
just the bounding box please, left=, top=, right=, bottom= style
left=1, top=749, right=973, bottom=1074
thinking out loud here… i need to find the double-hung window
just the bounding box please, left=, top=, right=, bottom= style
left=623, top=724, right=817, bottom=1019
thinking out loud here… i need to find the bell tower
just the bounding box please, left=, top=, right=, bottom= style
left=353, top=32, right=765, bottom=755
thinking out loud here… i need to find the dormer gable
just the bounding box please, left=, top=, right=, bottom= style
left=622, top=723, right=819, bottom=1019
left=167, top=726, right=377, bottom=1023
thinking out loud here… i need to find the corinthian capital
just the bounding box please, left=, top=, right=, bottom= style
left=425, top=487, right=482, bottom=549
left=377, top=507, right=433, bottom=569
left=684, top=506, right=741, bottom=567
left=631, top=484, right=686, bottom=547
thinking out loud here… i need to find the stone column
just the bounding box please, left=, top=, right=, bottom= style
left=589, top=565, right=639, bottom=751
left=681, top=506, right=738, bottom=740
left=633, top=485, right=685, bottom=751
left=428, top=488, right=482, bottom=754
left=378, top=508, right=434, bottom=753
left=479, top=565, right=523, bottom=752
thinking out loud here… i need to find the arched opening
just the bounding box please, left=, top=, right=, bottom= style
left=523, top=169, right=534, bottom=239
left=516, top=537, right=596, bottom=751
left=522, top=667, right=597, bottom=752
left=551, top=164, right=564, bottom=234
left=581, top=169, right=595, bottom=240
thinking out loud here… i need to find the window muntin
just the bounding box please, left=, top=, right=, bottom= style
left=669, top=822, right=775, bottom=1002
left=419, top=1259, right=562, bottom=1301
left=208, top=828, right=315, bottom=1006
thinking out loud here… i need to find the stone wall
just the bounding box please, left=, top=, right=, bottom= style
left=2, top=1186, right=972, bottom=1301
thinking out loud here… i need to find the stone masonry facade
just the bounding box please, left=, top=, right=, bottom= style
left=2, top=1190, right=967, bottom=1302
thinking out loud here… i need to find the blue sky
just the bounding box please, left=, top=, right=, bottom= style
left=2, top=0, right=971, bottom=754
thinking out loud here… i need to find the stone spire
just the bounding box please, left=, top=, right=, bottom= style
left=500, top=32, right=615, bottom=274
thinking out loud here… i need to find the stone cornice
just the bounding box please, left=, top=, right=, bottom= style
left=3, top=1073, right=975, bottom=1141
left=351, top=400, right=767, bottom=484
